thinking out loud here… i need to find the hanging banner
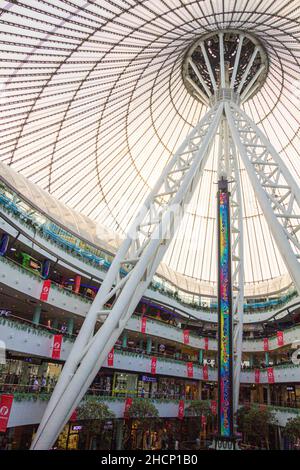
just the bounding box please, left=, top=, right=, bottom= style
left=203, top=364, right=208, bottom=380
left=187, top=362, right=193, bottom=378
left=183, top=330, right=190, bottom=345
left=0, top=234, right=9, bottom=256
left=210, top=400, right=217, bottom=416
left=141, top=304, right=147, bottom=314
left=40, top=279, right=51, bottom=301
left=254, top=369, right=260, bottom=384
left=42, top=259, right=51, bottom=280
left=267, top=367, right=275, bottom=384
left=74, top=275, right=81, bottom=294
left=151, top=357, right=157, bottom=375
left=0, top=394, right=14, bottom=432
left=204, top=337, right=209, bottom=351
left=263, top=338, right=269, bottom=352
left=277, top=331, right=284, bottom=347
left=70, top=409, right=77, bottom=422
left=201, top=414, right=207, bottom=429
left=52, top=334, right=62, bottom=359
left=107, top=348, right=114, bottom=367
left=141, top=316, right=147, bottom=334
left=178, top=400, right=185, bottom=420
left=124, top=397, right=133, bottom=419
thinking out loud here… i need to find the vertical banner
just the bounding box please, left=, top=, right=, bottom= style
left=151, top=357, right=157, bottom=375
left=201, top=414, right=207, bottom=429
left=70, top=409, right=77, bottom=422
left=183, top=330, right=190, bottom=345
left=124, top=397, right=133, bottom=419
left=267, top=367, right=275, bottom=384
left=141, top=304, right=147, bottom=314
left=202, top=364, right=208, bottom=380
left=107, top=348, right=114, bottom=367
left=178, top=400, right=185, bottom=420
left=141, top=316, right=147, bottom=334
left=254, top=369, right=260, bottom=384
left=263, top=338, right=269, bottom=352
left=40, top=279, right=51, bottom=301
left=204, top=337, right=209, bottom=351
left=187, top=362, right=194, bottom=378
left=52, top=334, right=62, bottom=359
left=217, top=179, right=234, bottom=438
left=0, top=234, right=9, bottom=256
left=74, top=275, right=81, bottom=294
left=277, top=331, right=284, bottom=347
left=0, top=394, right=14, bottom=432
left=42, top=259, right=51, bottom=280
left=210, top=400, right=217, bottom=416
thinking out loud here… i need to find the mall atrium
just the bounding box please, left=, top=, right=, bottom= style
left=0, top=0, right=300, bottom=451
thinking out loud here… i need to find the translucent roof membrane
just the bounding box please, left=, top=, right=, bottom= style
left=0, top=1, right=300, bottom=297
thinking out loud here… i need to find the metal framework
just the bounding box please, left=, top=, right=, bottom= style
left=28, top=28, right=300, bottom=449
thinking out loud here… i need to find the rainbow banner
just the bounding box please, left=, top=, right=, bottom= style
left=217, top=178, right=234, bottom=438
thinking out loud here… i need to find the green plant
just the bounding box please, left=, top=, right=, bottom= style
left=236, top=405, right=277, bottom=449
left=77, top=398, right=115, bottom=450
left=283, top=415, right=300, bottom=448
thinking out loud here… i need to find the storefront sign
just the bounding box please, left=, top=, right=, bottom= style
left=51, top=334, right=62, bottom=359
left=0, top=394, right=13, bottom=432
left=178, top=400, right=184, bottom=420
left=204, top=337, right=209, bottom=351
left=107, top=348, right=114, bottom=367
left=267, top=367, right=275, bottom=384
left=263, top=337, right=269, bottom=352
left=254, top=369, right=260, bottom=384
left=210, top=400, right=217, bottom=415
left=141, top=316, right=147, bottom=334
left=151, top=357, right=157, bottom=375
left=203, top=364, right=208, bottom=380
left=277, top=331, right=284, bottom=347
left=187, top=362, right=193, bottom=378
left=142, top=376, right=157, bottom=383
left=124, top=397, right=133, bottom=419
left=183, top=330, right=190, bottom=345
left=40, top=279, right=51, bottom=301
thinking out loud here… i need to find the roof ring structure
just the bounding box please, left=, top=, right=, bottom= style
left=183, top=30, right=269, bottom=106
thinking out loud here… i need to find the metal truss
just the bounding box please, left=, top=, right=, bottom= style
left=225, top=102, right=300, bottom=293
left=31, top=103, right=223, bottom=450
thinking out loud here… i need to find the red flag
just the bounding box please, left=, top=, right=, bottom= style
left=201, top=414, right=207, bottom=429
left=74, top=275, right=81, bottom=294
left=141, top=316, right=147, bottom=334
left=267, top=367, right=275, bottom=384
left=183, top=330, right=190, bottom=345
left=52, top=334, right=62, bottom=359
left=40, top=279, right=51, bottom=301
left=254, top=369, right=260, bottom=384
left=277, top=331, right=284, bottom=347
left=70, top=409, right=77, bottom=422
left=204, top=337, right=209, bottom=351
left=187, top=362, right=193, bottom=378
left=151, top=357, right=157, bottom=375
left=263, top=338, right=269, bottom=352
left=107, top=348, right=114, bottom=367
left=203, top=364, right=208, bottom=380
left=124, top=397, right=133, bottom=419
left=0, top=394, right=14, bottom=432
left=178, top=400, right=185, bottom=420
left=210, top=400, right=217, bottom=416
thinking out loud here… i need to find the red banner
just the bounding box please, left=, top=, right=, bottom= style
left=201, top=414, right=207, bottom=429
left=107, top=348, right=114, bottom=367
left=277, top=331, right=284, bottom=347
left=40, top=279, right=51, bottom=301
left=204, top=337, right=209, bottom=351
left=203, top=364, right=208, bottom=380
left=183, top=330, right=190, bottom=345
left=74, top=275, right=81, bottom=294
left=263, top=337, right=269, bottom=352
left=0, top=394, right=14, bottom=432
left=151, top=357, right=157, bottom=375
left=70, top=409, right=77, bottom=422
left=141, top=316, right=147, bottom=334
left=187, top=362, right=193, bottom=378
left=254, top=369, right=260, bottom=384
left=141, top=304, right=147, bottom=314
left=267, top=367, right=275, bottom=384
left=124, top=397, right=133, bottom=419
left=178, top=400, right=185, bottom=420
left=210, top=400, right=217, bottom=416
left=52, top=334, right=62, bottom=359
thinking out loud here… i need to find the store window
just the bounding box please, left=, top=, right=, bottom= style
left=113, top=372, right=138, bottom=397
